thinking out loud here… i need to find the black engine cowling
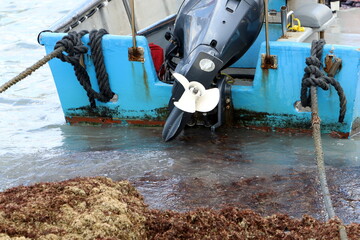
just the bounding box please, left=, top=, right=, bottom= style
left=162, top=0, right=264, bottom=141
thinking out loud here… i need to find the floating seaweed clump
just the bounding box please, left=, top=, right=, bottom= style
left=0, top=177, right=359, bottom=240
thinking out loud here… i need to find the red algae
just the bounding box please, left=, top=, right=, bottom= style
left=0, top=177, right=359, bottom=240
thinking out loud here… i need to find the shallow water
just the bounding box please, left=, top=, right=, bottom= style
left=0, top=1, right=360, bottom=224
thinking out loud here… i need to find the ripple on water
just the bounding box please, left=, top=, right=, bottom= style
left=15, top=42, right=40, bottom=49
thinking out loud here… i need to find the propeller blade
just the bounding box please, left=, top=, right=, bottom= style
left=195, top=88, right=220, bottom=112
left=172, top=72, right=189, bottom=89
left=174, top=90, right=196, bottom=113
left=162, top=107, right=191, bottom=141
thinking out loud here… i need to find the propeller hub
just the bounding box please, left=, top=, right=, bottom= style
left=190, top=87, right=199, bottom=95
left=172, top=72, right=220, bottom=113
left=188, top=81, right=205, bottom=98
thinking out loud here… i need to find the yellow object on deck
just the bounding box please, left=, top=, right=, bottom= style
left=287, top=17, right=305, bottom=32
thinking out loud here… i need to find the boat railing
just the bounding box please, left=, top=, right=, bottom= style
left=44, top=0, right=181, bottom=35
left=280, top=6, right=294, bottom=37
left=48, top=0, right=107, bottom=33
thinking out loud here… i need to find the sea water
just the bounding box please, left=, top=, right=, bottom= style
left=1, top=0, right=360, bottom=224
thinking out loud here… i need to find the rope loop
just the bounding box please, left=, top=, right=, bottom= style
left=89, top=29, right=115, bottom=102
left=54, top=29, right=114, bottom=108
left=300, top=40, right=347, bottom=122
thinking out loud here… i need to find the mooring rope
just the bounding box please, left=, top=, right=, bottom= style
left=300, top=39, right=346, bottom=122
left=1, top=30, right=115, bottom=110
left=55, top=30, right=95, bottom=107
left=306, top=40, right=348, bottom=240
left=54, top=30, right=114, bottom=108
left=0, top=47, right=64, bottom=94
left=89, top=29, right=115, bottom=102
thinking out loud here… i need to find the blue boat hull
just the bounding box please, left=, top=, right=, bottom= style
left=39, top=30, right=360, bottom=137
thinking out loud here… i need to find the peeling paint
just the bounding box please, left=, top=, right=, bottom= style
left=68, top=106, right=120, bottom=118
left=66, top=116, right=122, bottom=125
left=233, top=108, right=349, bottom=137
left=65, top=106, right=169, bottom=126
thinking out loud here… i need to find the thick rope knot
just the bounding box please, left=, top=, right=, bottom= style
left=302, top=65, right=329, bottom=91
left=54, top=29, right=115, bottom=108
left=300, top=40, right=346, bottom=122
left=306, top=55, right=322, bottom=69
left=54, top=31, right=89, bottom=65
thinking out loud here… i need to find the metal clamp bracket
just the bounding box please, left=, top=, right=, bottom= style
left=261, top=54, right=278, bottom=69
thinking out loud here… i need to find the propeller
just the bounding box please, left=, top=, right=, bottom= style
left=162, top=73, right=220, bottom=141
left=172, top=73, right=220, bottom=113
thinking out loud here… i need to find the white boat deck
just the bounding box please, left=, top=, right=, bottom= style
left=277, top=7, right=360, bottom=46
left=325, top=8, right=360, bottom=47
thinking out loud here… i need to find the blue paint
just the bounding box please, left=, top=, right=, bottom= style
left=232, top=41, right=360, bottom=133
left=269, top=0, right=286, bottom=10
left=39, top=17, right=360, bottom=134
left=40, top=32, right=172, bottom=120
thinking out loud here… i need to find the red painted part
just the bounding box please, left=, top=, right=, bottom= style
left=274, top=127, right=312, bottom=135
left=65, top=117, right=349, bottom=139
left=243, top=125, right=349, bottom=139
left=330, top=131, right=350, bottom=139
left=65, top=116, right=165, bottom=126
left=126, top=119, right=165, bottom=126
left=244, top=125, right=272, bottom=132
left=65, top=116, right=122, bottom=124
left=243, top=125, right=312, bottom=135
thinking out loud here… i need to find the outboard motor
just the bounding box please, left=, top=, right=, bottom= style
left=162, top=0, right=264, bottom=141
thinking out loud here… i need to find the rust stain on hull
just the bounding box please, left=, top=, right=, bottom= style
left=142, top=64, right=150, bottom=99
left=239, top=125, right=348, bottom=139
left=66, top=116, right=122, bottom=124
left=66, top=116, right=165, bottom=126
left=241, top=125, right=312, bottom=135
left=233, top=108, right=350, bottom=139
left=65, top=110, right=349, bottom=139
left=330, top=131, right=349, bottom=139
left=126, top=119, right=164, bottom=126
